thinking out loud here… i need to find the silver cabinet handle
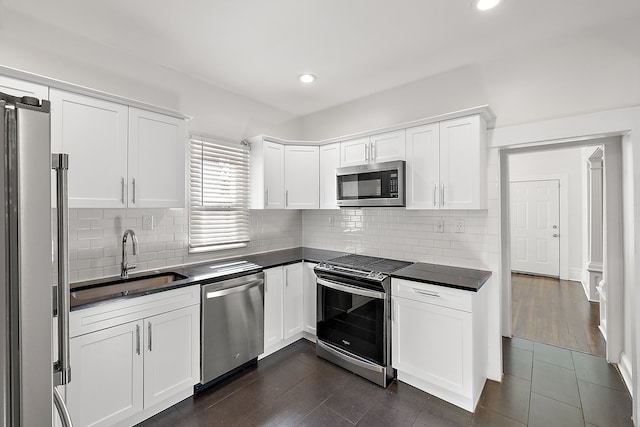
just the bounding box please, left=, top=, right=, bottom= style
left=285, top=190, right=289, bottom=207
left=370, top=142, right=375, bottom=162
left=364, top=144, right=369, bottom=161
left=553, top=233, right=559, bottom=238
left=132, top=178, right=137, bottom=204
left=265, top=189, right=269, bottom=207
left=414, top=288, right=440, bottom=298
left=441, top=184, right=445, bottom=207
left=433, top=184, right=438, bottom=207
left=136, top=324, right=140, bottom=355
left=121, top=177, right=125, bottom=204
left=148, top=322, right=152, bottom=352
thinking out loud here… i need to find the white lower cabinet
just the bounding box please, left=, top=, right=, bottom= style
left=66, top=286, right=200, bottom=427
left=302, top=262, right=317, bottom=335
left=392, top=278, right=487, bottom=412
left=262, top=263, right=306, bottom=356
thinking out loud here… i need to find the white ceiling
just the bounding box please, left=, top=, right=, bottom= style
left=5, top=0, right=640, bottom=116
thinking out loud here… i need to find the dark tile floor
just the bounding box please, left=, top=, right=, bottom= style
left=137, top=337, right=632, bottom=427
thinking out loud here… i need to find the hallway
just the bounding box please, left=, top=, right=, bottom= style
left=511, top=273, right=606, bottom=357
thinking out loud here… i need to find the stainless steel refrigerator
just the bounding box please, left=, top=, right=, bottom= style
left=1, top=92, right=73, bottom=426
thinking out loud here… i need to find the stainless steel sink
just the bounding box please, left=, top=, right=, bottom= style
left=70, top=272, right=188, bottom=305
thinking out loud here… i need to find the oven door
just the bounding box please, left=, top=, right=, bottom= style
left=316, top=277, right=387, bottom=365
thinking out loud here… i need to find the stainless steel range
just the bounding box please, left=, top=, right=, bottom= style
left=314, top=254, right=411, bottom=387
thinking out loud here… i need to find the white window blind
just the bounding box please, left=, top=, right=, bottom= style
left=188, top=136, right=250, bottom=252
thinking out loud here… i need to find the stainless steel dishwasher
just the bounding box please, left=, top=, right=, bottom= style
left=200, top=270, right=264, bottom=386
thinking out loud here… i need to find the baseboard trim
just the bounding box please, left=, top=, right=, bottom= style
left=619, top=352, right=633, bottom=397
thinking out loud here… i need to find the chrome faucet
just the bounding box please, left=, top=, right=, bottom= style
left=121, top=229, right=139, bottom=279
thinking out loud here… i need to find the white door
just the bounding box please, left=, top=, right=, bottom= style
left=66, top=321, right=143, bottom=427
left=319, top=143, right=340, bottom=209
left=283, top=263, right=304, bottom=339
left=284, top=146, right=319, bottom=209
left=50, top=89, right=129, bottom=208
left=302, top=262, right=318, bottom=335
left=369, top=130, right=405, bottom=163
left=405, top=123, right=440, bottom=209
left=128, top=108, right=186, bottom=208
left=510, top=180, right=560, bottom=276
left=263, top=141, right=285, bottom=208
left=143, top=305, right=200, bottom=408
left=340, top=137, right=369, bottom=167
left=263, top=267, right=284, bottom=350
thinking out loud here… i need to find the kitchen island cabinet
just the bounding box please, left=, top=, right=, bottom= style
left=391, top=277, right=488, bottom=412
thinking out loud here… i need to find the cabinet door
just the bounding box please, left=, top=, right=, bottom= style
left=263, top=141, right=285, bottom=208
left=370, top=130, right=405, bottom=163
left=302, top=262, right=318, bottom=335
left=392, top=297, right=472, bottom=396
left=285, top=146, right=319, bottom=209
left=319, top=143, right=341, bottom=209
left=283, top=263, right=304, bottom=339
left=66, top=321, right=143, bottom=427
left=406, top=124, right=440, bottom=209
left=50, top=89, right=129, bottom=208
left=0, top=75, right=48, bottom=99
left=439, top=115, right=486, bottom=209
left=128, top=108, right=186, bottom=208
left=264, top=267, right=284, bottom=349
left=340, top=137, right=369, bottom=167
left=143, top=305, right=200, bottom=408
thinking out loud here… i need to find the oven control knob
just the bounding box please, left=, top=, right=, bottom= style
left=377, top=272, right=385, bottom=280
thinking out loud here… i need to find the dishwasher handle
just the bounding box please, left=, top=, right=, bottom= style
left=205, top=279, right=264, bottom=299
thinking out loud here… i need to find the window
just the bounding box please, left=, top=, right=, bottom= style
left=188, top=135, right=250, bottom=252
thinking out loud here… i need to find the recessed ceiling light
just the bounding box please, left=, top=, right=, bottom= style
left=298, top=74, right=317, bottom=83
left=473, top=0, right=501, bottom=11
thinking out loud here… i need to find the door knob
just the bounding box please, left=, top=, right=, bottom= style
left=553, top=233, right=559, bottom=237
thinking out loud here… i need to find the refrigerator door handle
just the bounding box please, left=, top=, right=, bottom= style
left=53, top=388, right=73, bottom=427
left=52, top=153, right=71, bottom=387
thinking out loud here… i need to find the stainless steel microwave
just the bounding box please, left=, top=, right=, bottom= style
left=336, top=160, right=405, bottom=207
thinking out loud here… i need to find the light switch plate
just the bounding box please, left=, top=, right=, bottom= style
left=142, top=215, right=154, bottom=230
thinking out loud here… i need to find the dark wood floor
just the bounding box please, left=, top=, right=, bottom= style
left=511, top=273, right=606, bottom=357
left=137, top=338, right=632, bottom=427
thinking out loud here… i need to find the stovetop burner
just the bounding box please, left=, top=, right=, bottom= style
left=325, top=254, right=411, bottom=274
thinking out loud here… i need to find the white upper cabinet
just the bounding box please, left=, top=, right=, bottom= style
left=406, top=115, right=487, bottom=210
left=128, top=108, right=186, bottom=208
left=50, top=89, right=129, bottom=208
left=50, top=89, right=186, bottom=208
left=439, top=115, right=487, bottom=209
left=285, top=146, right=319, bottom=209
left=341, top=131, right=405, bottom=167
left=319, top=143, right=340, bottom=209
left=406, top=123, right=440, bottom=209
left=340, top=137, right=370, bottom=167
left=250, top=139, right=319, bottom=209
left=0, top=75, right=48, bottom=100
left=369, top=130, right=406, bottom=163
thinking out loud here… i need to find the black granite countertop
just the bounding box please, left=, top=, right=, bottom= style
left=391, top=262, right=491, bottom=292
left=70, top=247, right=346, bottom=310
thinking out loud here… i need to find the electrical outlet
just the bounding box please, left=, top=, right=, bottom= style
left=142, top=215, right=154, bottom=230
left=435, top=220, right=444, bottom=233
left=455, top=219, right=465, bottom=233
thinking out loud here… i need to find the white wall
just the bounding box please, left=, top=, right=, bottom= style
left=60, top=208, right=302, bottom=283
left=0, top=9, right=303, bottom=141
left=300, top=21, right=640, bottom=140
left=508, top=148, right=585, bottom=281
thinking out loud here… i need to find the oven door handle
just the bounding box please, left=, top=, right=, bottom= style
left=317, top=278, right=386, bottom=300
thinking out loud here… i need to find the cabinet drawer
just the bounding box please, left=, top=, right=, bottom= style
left=70, top=285, right=200, bottom=338
left=392, top=278, right=472, bottom=312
